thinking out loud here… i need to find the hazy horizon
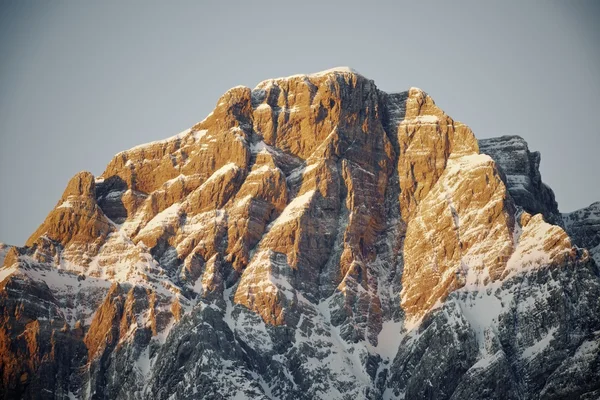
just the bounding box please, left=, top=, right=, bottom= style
left=1, top=1, right=599, bottom=246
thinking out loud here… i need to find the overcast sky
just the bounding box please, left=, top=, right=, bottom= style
left=1, top=1, right=599, bottom=246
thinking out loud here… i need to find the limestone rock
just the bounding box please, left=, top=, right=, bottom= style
left=479, top=135, right=562, bottom=225
left=25, top=171, right=114, bottom=268
left=400, top=154, right=514, bottom=320
left=0, top=67, right=598, bottom=399
left=564, top=201, right=600, bottom=264
left=396, top=88, right=479, bottom=220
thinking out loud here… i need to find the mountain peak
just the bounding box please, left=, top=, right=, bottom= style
left=254, top=66, right=365, bottom=89
left=283, top=66, right=362, bottom=79
left=310, top=66, right=361, bottom=75
left=1, top=70, right=599, bottom=399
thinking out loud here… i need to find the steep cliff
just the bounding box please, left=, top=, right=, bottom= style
left=564, top=201, right=600, bottom=265
left=478, top=135, right=562, bottom=225
left=1, top=67, right=598, bottom=400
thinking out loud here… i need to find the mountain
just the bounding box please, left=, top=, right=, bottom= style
left=1, top=67, right=599, bottom=400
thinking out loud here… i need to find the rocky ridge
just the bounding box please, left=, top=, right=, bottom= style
left=1, top=67, right=599, bottom=399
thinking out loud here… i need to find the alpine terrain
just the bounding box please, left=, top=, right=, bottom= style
left=1, top=67, right=599, bottom=400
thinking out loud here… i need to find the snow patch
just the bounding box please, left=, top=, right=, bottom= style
left=311, top=66, right=360, bottom=76
left=469, top=350, right=503, bottom=370
left=458, top=292, right=504, bottom=357
left=193, top=129, right=208, bottom=141
left=137, top=203, right=181, bottom=237
left=269, top=190, right=315, bottom=228
left=135, top=346, right=153, bottom=378
left=255, top=67, right=361, bottom=89
left=250, top=141, right=269, bottom=154
left=403, top=115, right=440, bottom=124
left=522, top=327, right=558, bottom=359
left=255, top=103, right=271, bottom=111
left=249, top=165, right=278, bottom=176
left=0, top=265, right=18, bottom=282
left=200, top=163, right=239, bottom=189
left=57, top=200, right=74, bottom=209
left=375, top=320, right=404, bottom=360
left=120, top=128, right=192, bottom=154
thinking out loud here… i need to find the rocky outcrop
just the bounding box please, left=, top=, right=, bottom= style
left=235, top=71, right=396, bottom=340
left=26, top=171, right=113, bottom=249
left=396, top=88, right=479, bottom=220
left=0, top=272, right=86, bottom=399
left=479, top=135, right=562, bottom=225
left=0, top=243, right=11, bottom=267
left=0, top=67, right=598, bottom=399
left=400, top=154, right=515, bottom=319
left=387, top=255, right=600, bottom=400
left=564, top=201, right=600, bottom=264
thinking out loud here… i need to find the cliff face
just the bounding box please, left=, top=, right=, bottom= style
left=1, top=67, right=599, bottom=400
left=563, top=201, right=600, bottom=265
left=478, top=135, right=562, bottom=225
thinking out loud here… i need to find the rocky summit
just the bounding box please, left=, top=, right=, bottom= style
left=1, top=67, right=599, bottom=400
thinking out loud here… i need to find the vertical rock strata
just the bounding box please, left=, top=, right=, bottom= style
left=0, top=67, right=598, bottom=399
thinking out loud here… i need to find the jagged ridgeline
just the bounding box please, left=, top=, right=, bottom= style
left=1, top=67, right=600, bottom=400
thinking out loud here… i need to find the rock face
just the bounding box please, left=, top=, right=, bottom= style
left=564, top=201, right=600, bottom=265
left=1, top=67, right=599, bottom=399
left=478, top=135, right=562, bottom=225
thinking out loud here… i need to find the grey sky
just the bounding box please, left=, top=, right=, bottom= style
left=1, top=1, right=598, bottom=246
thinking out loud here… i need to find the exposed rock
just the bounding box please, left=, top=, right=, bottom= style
left=400, top=154, right=515, bottom=320
left=479, top=135, right=562, bottom=225
left=564, top=201, right=600, bottom=264
left=26, top=171, right=113, bottom=250
left=0, top=67, right=598, bottom=400
left=396, top=88, right=479, bottom=221
left=0, top=272, right=86, bottom=399
left=0, top=243, right=13, bottom=267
